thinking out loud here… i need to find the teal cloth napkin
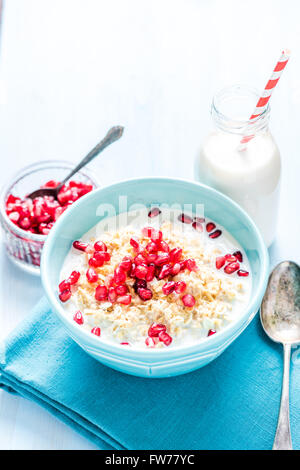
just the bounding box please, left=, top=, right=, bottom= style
left=1, top=297, right=300, bottom=450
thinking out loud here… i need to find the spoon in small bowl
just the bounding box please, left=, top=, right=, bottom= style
left=27, top=126, right=124, bottom=200
left=260, top=260, right=300, bottom=450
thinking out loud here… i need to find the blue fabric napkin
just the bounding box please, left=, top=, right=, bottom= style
left=1, top=297, right=300, bottom=450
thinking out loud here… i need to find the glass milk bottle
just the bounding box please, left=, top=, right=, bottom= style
left=195, top=85, right=281, bottom=247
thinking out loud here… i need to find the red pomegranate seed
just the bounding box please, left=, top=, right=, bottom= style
left=148, top=207, right=161, bottom=218
left=174, top=281, right=187, bottom=294
left=155, top=253, right=170, bottom=266
left=19, top=217, right=31, bottom=230
left=158, top=263, right=172, bottom=279
left=209, top=229, right=222, bottom=239
left=141, top=226, right=155, bottom=238
left=130, top=237, right=140, bottom=251
left=133, top=279, right=147, bottom=292
left=169, top=247, right=182, bottom=263
left=43, top=180, right=58, bottom=188
left=216, top=256, right=226, bottom=270
left=182, top=294, right=196, bottom=308
left=135, top=264, right=148, bottom=280
left=186, top=259, right=198, bottom=271
left=224, top=254, right=237, bottom=263
left=94, top=241, right=107, bottom=252
left=237, top=269, right=249, bottom=277
left=206, top=222, right=216, bottom=233
left=129, top=263, right=136, bottom=278
left=94, top=251, right=110, bottom=265
left=146, top=264, right=155, bottom=282
left=146, top=253, right=158, bottom=264
left=159, top=240, right=170, bottom=253
left=91, top=327, right=101, bottom=336
left=115, top=285, right=128, bottom=295
left=114, top=266, right=127, bottom=284
left=192, top=221, right=203, bottom=232
left=86, top=268, right=98, bottom=283
left=171, top=263, right=181, bottom=276
left=233, top=251, right=243, bottom=262
left=146, top=241, right=159, bottom=253
left=73, top=311, right=84, bottom=325
left=95, top=284, right=108, bottom=301
left=68, top=271, right=80, bottom=285
left=108, top=287, right=117, bottom=303
left=73, top=241, right=89, bottom=252
left=162, top=281, right=175, bottom=295
left=8, top=211, right=20, bottom=223
left=145, top=336, right=157, bottom=347
left=59, top=279, right=71, bottom=292
left=117, top=294, right=132, bottom=305
left=224, top=262, right=240, bottom=274
left=208, top=329, right=216, bottom=336
left=178, top=213, right=192, bottom=224
left=121, top=342, right=130, bottom=346
left=158, top=331, right=172, bottom=346
left=137, top=287, right=153, bottom=301
left=119, top=256, right=132, bottom=272
left=59, top=289, right=71, bottom=302
left=134, top=254, right=148, bottom=265
left=148, top=323, right=166, bottom=337
left=179, top=260, right=187, bottom=271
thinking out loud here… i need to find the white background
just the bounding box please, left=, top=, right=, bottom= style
left=0, top=0, right=299, bottom=449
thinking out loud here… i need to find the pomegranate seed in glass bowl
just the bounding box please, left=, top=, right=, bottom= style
left=0, top=160, right=99, bottom=275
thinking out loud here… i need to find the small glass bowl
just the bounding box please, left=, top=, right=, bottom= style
left=0, top=160, right=99, bottom=275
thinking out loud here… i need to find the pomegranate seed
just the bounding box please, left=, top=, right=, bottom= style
left=88, top=257, right=99, bottom=268
left=233, top=251, right=243, bottom=262
left=155, top=253, right=170, bottom=266
left=8, top=211, right=20, bottom=223
left=146, top=253, right=158, bottom=264
left=179, top=260, right=187, bottom=271
left=209, top=229, right=222, bottom=239
left=43, top=180, right=58, bottom=188
left=224, top=254, right=237, bottom=263
left=171, top=263, right=181, bottom=276
left=59, top=279, right=71, bottom=292
left=137, top=287, right=153, bottom=301
left=145, top=336, right=157, bottom=347
left=86, top=268, right=98, bottom=283
left=133, top=279, right=147, bottom=292
left=206, top=222, right=216, bottom=233
left=73, top=241, right=88, bottom=252
left=148, top=207, right=161, bottom=218
left=158, top=263, right=172, bottom=279
left=93, top=251, right=107, bottom=266
left=129, top=263, right=136, bottom=278
left=216, top=256, right=226, bottom=270
left=141, top=226, right=155, bottom=238
left=158, top=331, right=172, bottom=346
left=194, top=217, right=205, bottom=223
left=174, top=281, right=187, bottom=294
left=68, top=271, right=80, bottom=285
left=159, top=240, right=170, bottom=253
left=19, top=217, right=31, bottom=230
left=95, top=285, right=108, bottom=301
left=162, top=281, right=175, bottom=295
left=73, top=311, right=84, bottom=325
left=119, top=256, right=132, bottom=272
left=148, top=323, right=166, bottom=337
left=151, top=230, right=163, bottom=242
left=134, top=254, right=148, bottom=265
left=146, top=264, right=155, bottom=282
left=94, top=241, right=107, bottom=252
left=237, top=269, right=249, bottom=277
left=135, top=264, right=148, bottom=280
left=108, top=287, right=117, bottom=303
left=114, top=266, right=127, bottom=284
left=208, top=329, right=216, bottom=336
left=192, top=221, right=203, bottom=232
left=121, top=342, right=130, bottom=346
left=224, top=262, right=240, bottom=274
left=130, top=237, right=140, bottom=251
left=182, top=294, right=196, bottom=308
left=115, top=285, right=128, bottom=295
left=59, top=289, right=71, bottom=302
left=117, top=294, right=132, bottom=305
left=91, top=327, right=101, bottom=336
left=146, top=241, right=159, bottom=253
left=178, top=213, right=192, bottom=224
left=185, top=259, right=198, bottom=271
left=169, top=247, right=182, bottom=263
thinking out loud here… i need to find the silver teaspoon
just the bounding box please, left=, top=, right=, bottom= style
left=27, top=126, right=124, bottom=200
left=260, top=261, right=300, bottom=450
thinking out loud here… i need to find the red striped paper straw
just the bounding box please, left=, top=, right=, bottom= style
left=240, top=49, right=290, bottom=145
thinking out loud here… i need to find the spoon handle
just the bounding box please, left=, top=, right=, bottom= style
left=57, top=126, right=124, bottom=190
left=273, top=343, right=293, bottom=450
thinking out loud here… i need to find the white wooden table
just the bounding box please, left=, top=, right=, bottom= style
left=0, top=0, right=299, bottom=450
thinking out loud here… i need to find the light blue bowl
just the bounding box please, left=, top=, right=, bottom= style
left=41, top=177, right=269, bottom=378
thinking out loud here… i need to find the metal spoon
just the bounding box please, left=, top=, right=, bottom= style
left=27, top=126, right=124, bottom=200
left=260, top=260, right=300, bottom=450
